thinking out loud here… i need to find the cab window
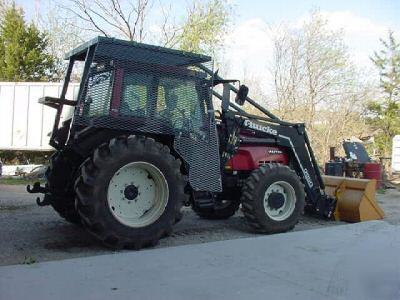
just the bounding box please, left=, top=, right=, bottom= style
left=120, top=73, right=152, bottom=117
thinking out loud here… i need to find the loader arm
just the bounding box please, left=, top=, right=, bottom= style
left=222, top=111, right=336, bottom=218
left=211, top=77, right=382, bottom=220
left=270, top=121, right=336, bottom=217
left=209, top=72, right=336, bottom=218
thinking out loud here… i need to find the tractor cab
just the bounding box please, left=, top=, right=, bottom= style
left=40, top=37, right=222, bottom=192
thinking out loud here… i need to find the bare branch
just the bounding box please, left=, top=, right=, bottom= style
left=62, top=0, right=152, bottom=41
left=66, top=0, right=110, bottom=37
left=158, top=1, right=180, bottom=47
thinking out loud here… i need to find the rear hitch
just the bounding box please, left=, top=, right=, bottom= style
left=35, top=196, right=52, bottom=207
left=27, top=182, right=48, bottom=194
left=27, top=182, right=52, bottom=206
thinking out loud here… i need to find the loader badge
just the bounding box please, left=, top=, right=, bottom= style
left=243, top=120, right=278, bottom=136
left=303, top=168, right=314, bottom=188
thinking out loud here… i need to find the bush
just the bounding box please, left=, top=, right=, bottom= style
left=0, top=150, right=52, bottom=165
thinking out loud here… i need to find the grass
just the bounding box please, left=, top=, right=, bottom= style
left=0, top=204, right=31, bottom=211
left=0, top=177, right=44, bottom=185
left=376, top=188, right=386, bottom=194
left=22, top=256, right=37, bottom=265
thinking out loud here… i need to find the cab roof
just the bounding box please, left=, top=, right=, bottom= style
left=65, top=36, right=212, bottom=67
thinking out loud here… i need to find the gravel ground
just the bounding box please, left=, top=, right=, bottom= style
left=0, top=184, right=399, bottom=266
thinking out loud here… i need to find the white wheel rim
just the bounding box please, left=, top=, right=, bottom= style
left=263, top=181, right=296, bottom=221
left=107, top=161, right=169, bottom=228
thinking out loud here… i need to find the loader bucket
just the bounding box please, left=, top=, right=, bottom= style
left=322, top=175, right=385, bottom=222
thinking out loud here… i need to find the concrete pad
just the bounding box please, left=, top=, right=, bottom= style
left=0, top=221, right=399, bottom=300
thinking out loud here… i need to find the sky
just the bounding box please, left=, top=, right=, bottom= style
left=15, top=0, right=400, bottom=81
left=224, top=0, right=400, bottom=80
left=235, top=0, right=399, bottom=27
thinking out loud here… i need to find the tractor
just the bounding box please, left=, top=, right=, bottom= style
left=28, top=37, right=383, bottom=248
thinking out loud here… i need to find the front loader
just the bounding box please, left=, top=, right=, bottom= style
left=28, top=37, right=384, bottom=249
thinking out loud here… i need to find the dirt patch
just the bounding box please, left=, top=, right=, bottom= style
left=376, top=188, right=400, bottom=225
left=0, top=184, right=399, bottom=266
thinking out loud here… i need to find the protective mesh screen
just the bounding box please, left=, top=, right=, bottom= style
left=74, top=40, right=221, bottom=192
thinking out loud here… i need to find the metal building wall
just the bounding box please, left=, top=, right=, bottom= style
left=0, top=82, right=79, bottom=151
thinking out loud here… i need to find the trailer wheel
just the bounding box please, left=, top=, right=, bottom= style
left=75, top=135, right=187, bottom=249
left=45, top=151, right=81, bottom=225
left=241, top=164, right=304, bottom=233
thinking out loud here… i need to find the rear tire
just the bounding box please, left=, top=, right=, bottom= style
left=75, top=135, right=187, bottom=249
left=241, top=164, right=304, bottom=233
left=45, top=151, right=81, bottom=225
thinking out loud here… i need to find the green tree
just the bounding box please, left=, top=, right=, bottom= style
left=178, top=0, right=232, bottom=56
left=0, top=4, right=55, bottom=81
left=269, top=11, right=370, bottom=162
left=368, top=31, right=400, bottom=158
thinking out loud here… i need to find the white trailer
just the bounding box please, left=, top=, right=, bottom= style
left=0, top=82, right=79, bottom=151
left=392, top=135, right=400, bottom=173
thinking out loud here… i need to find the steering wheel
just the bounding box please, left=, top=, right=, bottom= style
left=174, top=109, right=208, bottom=141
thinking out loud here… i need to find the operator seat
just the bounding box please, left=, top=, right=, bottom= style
left=120, top=93, right=145, bottom=117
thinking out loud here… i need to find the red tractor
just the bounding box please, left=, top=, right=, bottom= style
left=28, top=37, right=338, bottom=249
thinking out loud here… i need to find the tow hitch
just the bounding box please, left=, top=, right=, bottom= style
left=27, top=182, right=51, bottom=206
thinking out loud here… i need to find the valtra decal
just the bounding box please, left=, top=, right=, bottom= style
left=267, top=149, right=283, bottom=154
left=243, top=120, right=278, bottom=136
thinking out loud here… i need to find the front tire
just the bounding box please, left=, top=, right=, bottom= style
left=241, top=164, right=304, bottom=233
left=75, top=135, right=187, bottom=249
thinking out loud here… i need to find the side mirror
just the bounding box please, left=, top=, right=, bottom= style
left=235, top=85, right=249, bottom=106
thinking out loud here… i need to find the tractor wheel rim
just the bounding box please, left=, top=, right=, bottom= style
left=107, top=161, right=169, bottom=228
left=263, top=181, right=296, bottom=221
